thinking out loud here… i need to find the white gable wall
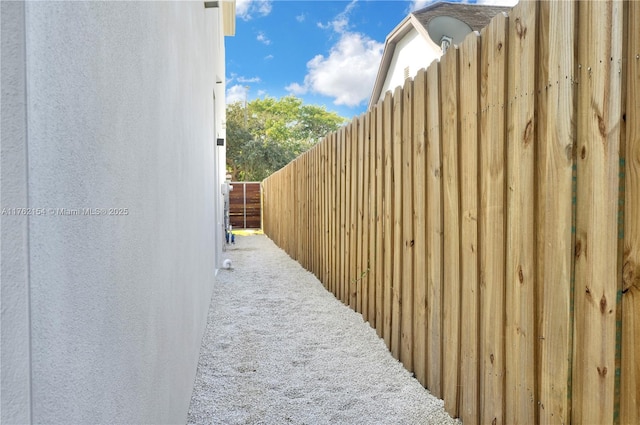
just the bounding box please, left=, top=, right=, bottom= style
left=379, top=28, right=440, bottom=103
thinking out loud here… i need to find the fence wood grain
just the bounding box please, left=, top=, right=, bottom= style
left=459, top=32, right=481, bottom=425
left=352, top=116, right=366, bottom=312
left=401, top=78, right=414, bottom=371
left=440, top=45, right=461, bottom=417
left=621, top=3, right=640, bottom=424
left=375, top=100, right=385, bottom=339
left=505, top=2, right=537, bottom=423
left=412, top=68, right=428, bottom=388
left=535, top=2, right=576, bottom=423
left=382, top=92, right=393, bottom=349
left=391, top=85, right=404, bottom=360
left=330, top=132, right=337, bottom=296
left=367, top=110, right=376, bottom=328
left=339, top=127, right=346, bottom=302
left=349, top=120, right=359, bottom=308
left=261, top=2, right=635, bottom=422
left=479, top=13, right=508, bottom=425
left=426, top=62, right=443, bottom=398
left=361, top=113, right=371, bottom=322
left=572, top=2, right=623, bottom=424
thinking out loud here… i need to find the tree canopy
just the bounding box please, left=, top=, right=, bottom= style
left=226, top=95, right=346, bottom=181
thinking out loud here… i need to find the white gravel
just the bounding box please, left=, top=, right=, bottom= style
left=187, top=235, right=461, bottom=425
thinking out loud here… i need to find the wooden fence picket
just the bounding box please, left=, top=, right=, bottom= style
left=260, top=2, right=635, bottom=423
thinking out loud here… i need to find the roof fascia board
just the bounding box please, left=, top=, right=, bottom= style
left=368, top=13, right=441, bottom=110
left=222, top=0, right=236, bottom=36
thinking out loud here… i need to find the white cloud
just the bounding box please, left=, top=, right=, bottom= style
left=226, top=84, right=248, bottom=104
left=264, top=54, right=274, bottom=61
left=287, top=0, right=383, bottom=107
left=295, top=13, right=306, bottom=23
left=409, top=0, right=433, bottom=12
left=287, top=32, right=383, bottom=107
left=285, top=82, right=307, bottom=95
left=237, top=76, right=261, bottom=83
left=236, top=0, right=272, bottom=21
left=317, top=0, right=357, bottom=34
left=257, top=31, right=271, bottom=45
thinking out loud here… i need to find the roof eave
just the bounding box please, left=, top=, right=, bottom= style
left=368, top=14, right=441, bottom=110
left=222, top=0, right=236, bottom=36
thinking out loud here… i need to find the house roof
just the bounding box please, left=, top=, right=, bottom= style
left=368, top=1, right=511, bottom=110
left=413, top=2, right=512, bottom=35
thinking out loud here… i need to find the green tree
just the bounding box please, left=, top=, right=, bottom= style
left=226, top=95, right=346, bottom=181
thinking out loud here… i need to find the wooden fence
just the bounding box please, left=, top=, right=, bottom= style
left=229, top=182, right=262, bottom=229
left=262, top=1, right=639, bottom=424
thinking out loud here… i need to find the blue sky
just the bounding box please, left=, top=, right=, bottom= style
left=225, top=0, right=516, bottom=119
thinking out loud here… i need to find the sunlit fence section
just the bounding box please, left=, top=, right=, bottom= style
left=262, top=1, right=639, bottom=423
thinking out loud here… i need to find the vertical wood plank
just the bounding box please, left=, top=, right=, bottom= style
left=441, top=45, right=462, bottom=417
left=356, top=116, right=365, bottom=313
left=323, top=140, right=328, bottom=285
left=328, top=134, right=333, bottom=293
left=344, top=126, right=351, bottom=303
left=572, top=1, right=624, bottom=424
left=459, top=32, right=481, bottom=425
left=291, top=160, right=297, bottom=259
left=318, top=146, right=322, bottom=282
left=383, top=91, right=394, bottom=350
left=310, top=144, right=322, bottom=279
left=304, top=153, right=308, bottom=265
left=621, top=2, right=640, bottom=423
left=368, top=107, right=377, bottom=329
left=505, top=2, right=538, bottom=424
left=391, top=85, right=404, bottom=360
left=350, top=119, right=359, bottom=308
left=339, top=127, right=347, bottom=302
left=426, top=61, right=443, bottom=398
left=412, top=68, right=428, bottom=388
left=535, top=2, right=576, bottom=422
left=308, top=151, right=312, bottom=269
left=303, top=153, right=308, bottom=265
left=401, top=77, right=414, bottom=371
left=362, top=112, right=371, bottom=322
left=479, top=13, right=508, bottom=425
left=376, top=99, right=386, bottom=339
left=326, top=136, right=331, bottom=291
left=331, top=132, right=338, bottom=296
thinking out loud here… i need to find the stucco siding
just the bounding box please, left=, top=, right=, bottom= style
left=1, top=1, right=32, bottom=424
left=2, top=1, right=225, bottom=423
left=380, top=28, right=439, bottom=102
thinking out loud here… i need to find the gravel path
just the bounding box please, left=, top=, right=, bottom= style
left=187, top=235, right=460, bottom=425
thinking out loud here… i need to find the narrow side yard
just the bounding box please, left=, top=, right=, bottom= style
left=187, top=235, right=460, bottom=425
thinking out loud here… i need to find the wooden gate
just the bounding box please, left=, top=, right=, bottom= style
left=229, top=182, right=261, bottom=229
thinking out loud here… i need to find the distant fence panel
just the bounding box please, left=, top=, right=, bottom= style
left=261, top=1, right=638, bottom=423
left=229, top=182, right=261, bottom=229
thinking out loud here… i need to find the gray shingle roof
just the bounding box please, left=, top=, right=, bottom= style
left=412, top=1, right=511, bottom=33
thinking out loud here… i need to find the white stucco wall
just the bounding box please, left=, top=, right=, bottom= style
left=379, top=28, right=440, bottom=103
left=1, top=2, right=227, bottom=423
